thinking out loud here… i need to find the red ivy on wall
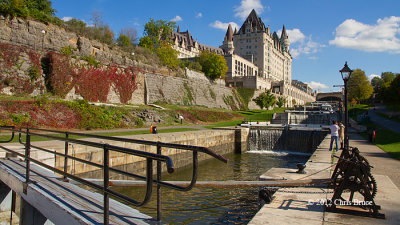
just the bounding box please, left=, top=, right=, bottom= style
left=75, top=67, right=112, bottom=102
left=47, top=52, right=77, bottom=97
left=111, top=65, right=142, bottom=104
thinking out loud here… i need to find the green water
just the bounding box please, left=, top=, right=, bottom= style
left=112, top=151, right=310, bottom=224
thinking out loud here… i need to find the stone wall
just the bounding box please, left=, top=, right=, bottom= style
left=53, top=130, right=237, bottom=178
left=145, top=72, right=242, bottom=110
left=0, top=15, right=245, bottom=110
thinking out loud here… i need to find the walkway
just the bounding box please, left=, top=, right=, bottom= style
left=249, top=131, right=400, bottom=225
left=367, top=105, right=400, bottom=134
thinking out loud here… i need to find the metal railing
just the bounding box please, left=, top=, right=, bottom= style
left=0, top=126, right=228, bottom=224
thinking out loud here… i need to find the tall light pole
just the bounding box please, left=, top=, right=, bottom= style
left=339, top=61, right=353, bottom=151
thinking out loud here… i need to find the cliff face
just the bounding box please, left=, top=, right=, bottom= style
left=0, top=15, right=245, bottom=110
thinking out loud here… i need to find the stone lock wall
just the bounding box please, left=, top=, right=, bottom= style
left=51, top=130, right=238, bottom=178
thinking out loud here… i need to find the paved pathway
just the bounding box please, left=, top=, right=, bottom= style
left=368, top=105, right=400, bottom=134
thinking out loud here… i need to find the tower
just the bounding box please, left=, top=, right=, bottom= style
left=221, top=24, right=234, bottom=54
left=280, top=25, right=290, bottom=52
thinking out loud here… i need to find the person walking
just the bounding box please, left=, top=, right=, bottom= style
left=339, top=121, right=345, bottom=150
left=329, top=120, right=339, bottom=152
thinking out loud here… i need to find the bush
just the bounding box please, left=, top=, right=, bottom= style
left=81, top=55, right=100, bottom=67
left=59, top=45, right=76, bottom=57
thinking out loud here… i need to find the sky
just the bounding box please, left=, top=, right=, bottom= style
left=52, top=0, right=400, bottom=93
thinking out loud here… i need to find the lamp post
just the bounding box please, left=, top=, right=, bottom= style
left=339, top=61, right=353, bottom=151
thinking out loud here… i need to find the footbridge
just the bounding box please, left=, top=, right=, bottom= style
left=0, top=126, right=228, bottom=224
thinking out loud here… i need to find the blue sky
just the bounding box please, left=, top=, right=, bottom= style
left=52, top=0, right=400, bottom=93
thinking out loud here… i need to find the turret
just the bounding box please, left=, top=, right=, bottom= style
left=221, top=24, right=234, bottom=54
left=280, top=25, right=290, bottom=52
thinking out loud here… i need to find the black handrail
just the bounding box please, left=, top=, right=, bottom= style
left=0, top=126, right=228, bottom=224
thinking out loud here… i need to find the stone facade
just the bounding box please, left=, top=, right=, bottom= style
left=171, top=27, right=223, bottom=58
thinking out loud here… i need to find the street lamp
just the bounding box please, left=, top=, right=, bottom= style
left=339, top=61, right=353, bottom=151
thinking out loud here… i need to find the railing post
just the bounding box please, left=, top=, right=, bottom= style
left=156, top=142, right=162, bottom=222
left=24, top=128, right=31, bottom=194
left=63, top=132, right=69, bottom=180
left=103, top=145, right=110, bottom=225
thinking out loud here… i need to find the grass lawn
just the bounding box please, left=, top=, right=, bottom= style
left=374, top=128, right=400, bottom=160
left=0, top=128, right=199, bottom=143
left=205, top=107, right=287, bottom=128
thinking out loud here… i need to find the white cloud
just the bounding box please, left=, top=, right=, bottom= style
left=278, top=28, right=325, bottom=58
left=62, top=17, right=73, bottom=22
left=278, top=28, right=306, bottom=44
left=329, top=16, right=400, bottom=53
left=368, top=74, right=380, bottom=81
left=234, top=0, right=264, bottom=20
left=171, top=15, right=182, bottom=22
left=196, top=12, right=203, bottom=18
left=209, top=20, right=239, bottom=32
left=306, top=81, right=329, bottom=90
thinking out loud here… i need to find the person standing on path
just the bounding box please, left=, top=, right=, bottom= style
left=329, top=120, right=339, bottom=152
left=339, top=121, right=345, bottom=149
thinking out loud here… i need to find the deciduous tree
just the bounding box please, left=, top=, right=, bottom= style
left=198, top=51, right=227, bottom=81
left=277, top=96, right=286, bottom=108
left=139, top=18, right=176, bottom=49
left=348, top=69, right=373, bottom=102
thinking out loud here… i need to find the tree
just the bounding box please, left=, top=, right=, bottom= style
left=252, top=90, right=276, bottom=110
left=0, top=0, right=58, bottom=23
left=116, top=34, right=131, bottom=47
left=140, top=18, right=176, bottom=49
left=64, top=18, right=87, bottom=35
left=138, top=36, right=154, bottom=50
left=276, top=96, right=286, bottom=108
left=198, top=51, right=228, bottom=80
left=155, top=41, right=180, bottom=69
left=381, top=72, right=395, bottom=84
left=292, top=99, right=296, bottom=106
left=348, top=69, right=373, bottom=102
left=120, top=27, right=137, bottom=45
left=90, top=10, right=103, bottom=29
left=384, top=73, right=400, bottom=103
left=264, top=90, right=276, bottom=109
left=253, top=92, right=266, bottom=109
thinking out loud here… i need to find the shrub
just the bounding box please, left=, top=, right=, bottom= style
left=81, top=55, right=100, bottom=67
left=27, top=65, right=40, bottom=81
left=59, top=45, right=76, bottom=57
left=46, top=52, right=77, bottom=97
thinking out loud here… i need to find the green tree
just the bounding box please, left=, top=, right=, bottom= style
left=116, top=34, right=131, bottom=47
left=384, top=73, right=400, bottom=103
left=155, top=41, right=180, bottom=69
left=140, top=18, right=176, bottom=49
left=381, top=72, right=395, bottom=84
left=253, top=92, right=266, bottom=109
left=348, top=69, right=373, bottom=102
left=276, top=96, right=286, bottom=108
left=252, top=90, right=276, bottom=110
left=64, top=18, right=87, bottom=35
left=198, top=51, right=228, bottom=80
left=0, top=0, right=58, bottom=23
left=264, top=90, right=276, bottom=109
left=120, top=27, right=137, bottom=45
left=138, top=36, right=154, bottom=50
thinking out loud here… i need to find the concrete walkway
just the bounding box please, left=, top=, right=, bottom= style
left=249, top=131, right=400, bottom=225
